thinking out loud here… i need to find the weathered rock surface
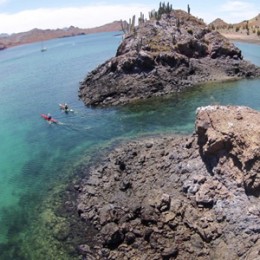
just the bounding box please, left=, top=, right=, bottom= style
left=79, top=10, right=260, bottom=107
left=76, top=106, right=260, bottom=259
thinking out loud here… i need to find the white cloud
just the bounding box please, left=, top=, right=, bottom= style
left=0, top=0, right=8, bottom=5
left=0, top=4, right=153, bottom=34
left=220, top=1, right=257, bottom=22
left=221, top=1, right=253, bottom=11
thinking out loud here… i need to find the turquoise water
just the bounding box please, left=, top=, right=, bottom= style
left=0, top=33, right=260, bottom=258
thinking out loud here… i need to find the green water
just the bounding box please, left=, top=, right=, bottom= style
left=0, top=33, right=259, bottom=259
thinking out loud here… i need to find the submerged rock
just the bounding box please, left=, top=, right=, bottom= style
left=79, top=10, right=260, bottom=107
left=76, top=106, right=260, bottom=259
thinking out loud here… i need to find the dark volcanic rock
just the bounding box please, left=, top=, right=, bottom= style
left=76, top=106, right=260, bottom=259
left=79, top=10, right=260, bottom=107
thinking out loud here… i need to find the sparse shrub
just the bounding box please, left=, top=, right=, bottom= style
left=257, top=29, right=260, bottom=36
left=235, top=26, right=240, bottom=32
left=187, top=29, right=193, bottom=35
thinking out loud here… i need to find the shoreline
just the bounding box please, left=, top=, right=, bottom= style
left=221, top=33, right=260, bottom=45
left=75, top=105, right=260, bottom=259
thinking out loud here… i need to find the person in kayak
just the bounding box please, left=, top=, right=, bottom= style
left=64, top=103, right=69, bottom=111
left=47, top=113, right=52, bottom=121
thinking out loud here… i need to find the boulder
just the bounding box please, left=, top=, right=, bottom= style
left=196, top=105, right=260, bottom=196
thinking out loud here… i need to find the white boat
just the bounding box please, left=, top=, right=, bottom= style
left=41, top=42, right=47, bottom=52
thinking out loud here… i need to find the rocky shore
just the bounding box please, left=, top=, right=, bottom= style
left=76, top=105, right=260, bottom=259
left=79, top=10, right=260, bottom=107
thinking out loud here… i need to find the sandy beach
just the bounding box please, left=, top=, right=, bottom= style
left=220, top=32, right=260, bottom=45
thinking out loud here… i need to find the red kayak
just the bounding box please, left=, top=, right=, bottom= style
left=41, top=114, right=58, bottom=124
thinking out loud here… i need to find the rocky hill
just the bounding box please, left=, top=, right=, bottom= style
left=236, top=13, right=260, bottom=28
left=209, top=14, right=260, bottom=42
left=209, top=14, right=260, bottom=29
left=0, top=21, right=122, bottom=50
left=76, top=105, right=260, bottom=259
left=208, top=18, right=229, bottom=29
left=79, top=10, right=260, bottom=107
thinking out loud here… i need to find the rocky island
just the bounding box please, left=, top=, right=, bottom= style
left=79, top=9, right=260, bottom=107
left=74, top=5, right=260, bottom=259
left=76, top=105, right=260, bottom=259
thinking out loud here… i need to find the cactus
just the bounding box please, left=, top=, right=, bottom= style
left=187, top=4, right=190, bottom=14
left=130, top=15, right=136, bottom=32
left=120, top=15, right=136, bottom=34
left=120, top=20, right=128, bottom=34
left=149, top=2, right=173, bottom=20
left=138, top=12, right=145, bottom=25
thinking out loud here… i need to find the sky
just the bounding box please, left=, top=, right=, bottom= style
left=0, top=0, right=259, bottom=34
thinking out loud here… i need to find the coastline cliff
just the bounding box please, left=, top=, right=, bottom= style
left=76, top=105, right=260, bottom=259
left=79, top=10, right=260, bottom=107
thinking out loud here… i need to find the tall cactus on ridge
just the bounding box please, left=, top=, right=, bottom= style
left=130, top=15, right=136, bottom=32
left=120, top=15, right=136, bottom=34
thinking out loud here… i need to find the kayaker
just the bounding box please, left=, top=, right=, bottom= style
left=64, top=103, right=69, bottom=111
left=47, top=113, right=52, bottom=120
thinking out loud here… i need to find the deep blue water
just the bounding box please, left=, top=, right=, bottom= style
left=0, top=33, right=259, bottom=258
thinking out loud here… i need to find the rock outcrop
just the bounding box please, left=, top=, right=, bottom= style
left=76, top=106, right=260, bottom=259
left=79, top=10, right=260, bottom=107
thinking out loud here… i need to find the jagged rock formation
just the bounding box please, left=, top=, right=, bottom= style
left=76, top=105, right=260, bottom=259
left=79, top=10, right=260, bottom=107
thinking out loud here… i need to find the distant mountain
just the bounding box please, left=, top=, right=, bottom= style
left=249, top=13, right=260, bottom=26
left=209, top=14, right=260, bottom=43
left=0, top=21, right=123, bottom=50
left=234, top=13, right=260, bottom=27
left=208, top=18, right=229, bottom=29
left=209, top=14, right=260, bottom=29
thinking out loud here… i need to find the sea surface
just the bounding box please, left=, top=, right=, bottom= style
left=0, top=32, right=259, bottom=259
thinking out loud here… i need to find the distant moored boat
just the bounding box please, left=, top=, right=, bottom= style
left=41, top=41, right=47, bottom=52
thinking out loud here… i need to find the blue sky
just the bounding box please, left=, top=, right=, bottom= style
left=0, top=0, right=259, bottom=34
